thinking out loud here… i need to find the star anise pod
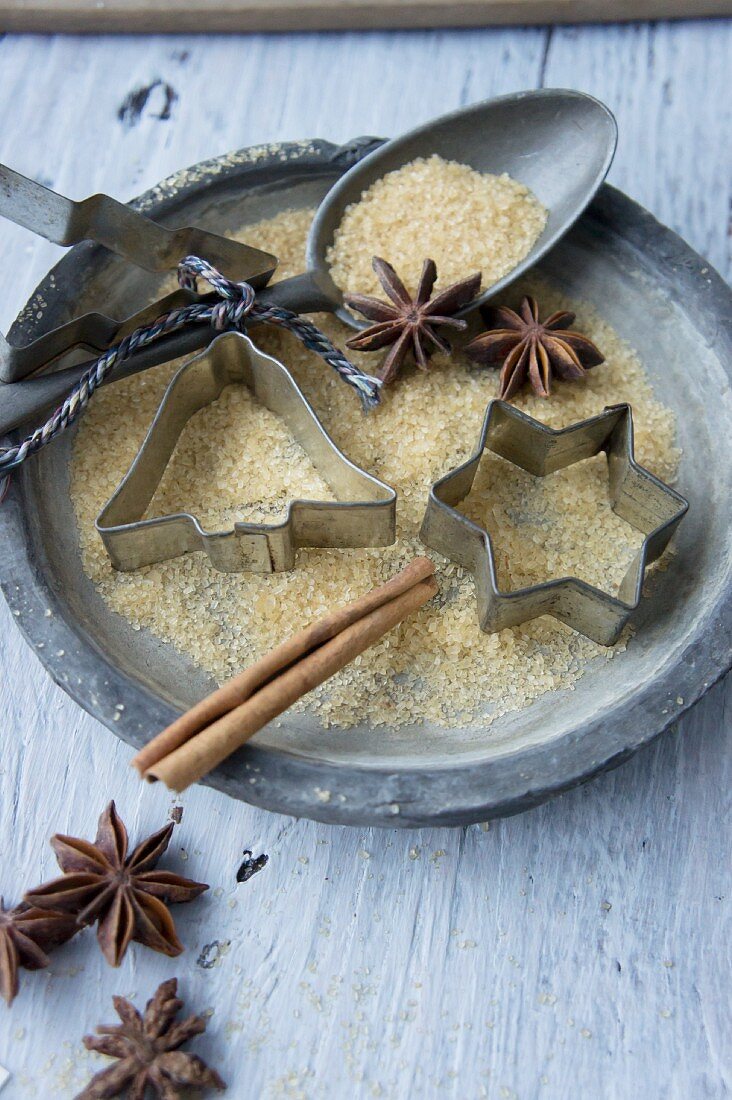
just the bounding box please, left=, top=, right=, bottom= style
left=466, top=295, right=604, bottom=400
left=345, top=256, right=481, bottom=385
left=0, top=898, right=78, bottom=1005
left=77, top=977, right=226, bottom=1099
left=24, top=802, right=208, bottom=968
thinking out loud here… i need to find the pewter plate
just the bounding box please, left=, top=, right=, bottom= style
left=1, top=139, right=730, bottom=827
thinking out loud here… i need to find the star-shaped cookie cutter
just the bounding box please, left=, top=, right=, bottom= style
left=97, top=331, right=396, bottom=573
left=420, top=401, right=688, bottom=645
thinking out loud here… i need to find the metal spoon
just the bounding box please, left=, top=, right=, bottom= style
left=267, top=88, right=618, bottom=322
left=1, top=89, right=616, bottom=433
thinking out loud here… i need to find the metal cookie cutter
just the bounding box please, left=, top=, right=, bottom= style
left=0, top=287, right=200, bottom=382
left=420, top=401, right=689, bottom=646
left=96, top=331, right=396, bottom=573
left=0, top=162, right=277, bottom=380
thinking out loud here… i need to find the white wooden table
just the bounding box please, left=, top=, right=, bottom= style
left=0, top=21, right=730, bottom=1100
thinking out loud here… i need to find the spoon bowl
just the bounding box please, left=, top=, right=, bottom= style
left=263, top=89, right=617, bottom=323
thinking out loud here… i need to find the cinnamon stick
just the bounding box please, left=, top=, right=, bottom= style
left=144, top=575, right=438, bottom=792
left=132, top=554, right=433, bottom=778
left=132, top=556, right=435, bottom=778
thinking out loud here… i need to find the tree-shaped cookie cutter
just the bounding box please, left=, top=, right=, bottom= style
left=420, top=401, right=688, bottom=645
left=97, top=331, right=396, bottom=573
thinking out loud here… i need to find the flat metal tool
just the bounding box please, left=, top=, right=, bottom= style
left=420, top=401, right=689, bottom=646
left=0, top=162, right=277, bottom=381
left=97, top=331, right=396, bottom=573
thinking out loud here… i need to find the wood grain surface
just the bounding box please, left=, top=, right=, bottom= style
left=1, top=0, right=731, bottom=34
left=0, top=20, right=730, bottom=1100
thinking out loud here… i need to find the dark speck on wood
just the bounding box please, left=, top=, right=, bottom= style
left=237, top=850, right=269, bottom=883
left=118, top=80, right=178, bottom=128
left=197, top=940, right=230, bottom=969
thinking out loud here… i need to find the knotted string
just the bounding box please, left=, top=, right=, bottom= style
left=0, top=256, right=382, bottom=477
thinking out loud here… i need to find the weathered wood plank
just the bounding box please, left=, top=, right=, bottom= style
left=543, top=20, right=732, bottom=280
left=0, top=0, right=730, bottom=35
left=0, top=21, right=729, bottom=1100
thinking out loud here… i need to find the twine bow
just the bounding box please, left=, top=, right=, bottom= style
left=0, top=256, right=382, bottom=478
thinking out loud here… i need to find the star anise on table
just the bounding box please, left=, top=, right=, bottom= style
left=0, top=898, right=78, bottom=1005
left=465, top=295, right=605, bottom=400
left=24, top=802, right=208, bottom=968
left=345, top=256, right=482, bottom=385
left=77, top=977, right=226, bottom=1099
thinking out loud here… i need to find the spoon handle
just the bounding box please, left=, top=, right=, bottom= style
left=255, top=272, right=336, bottom=315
